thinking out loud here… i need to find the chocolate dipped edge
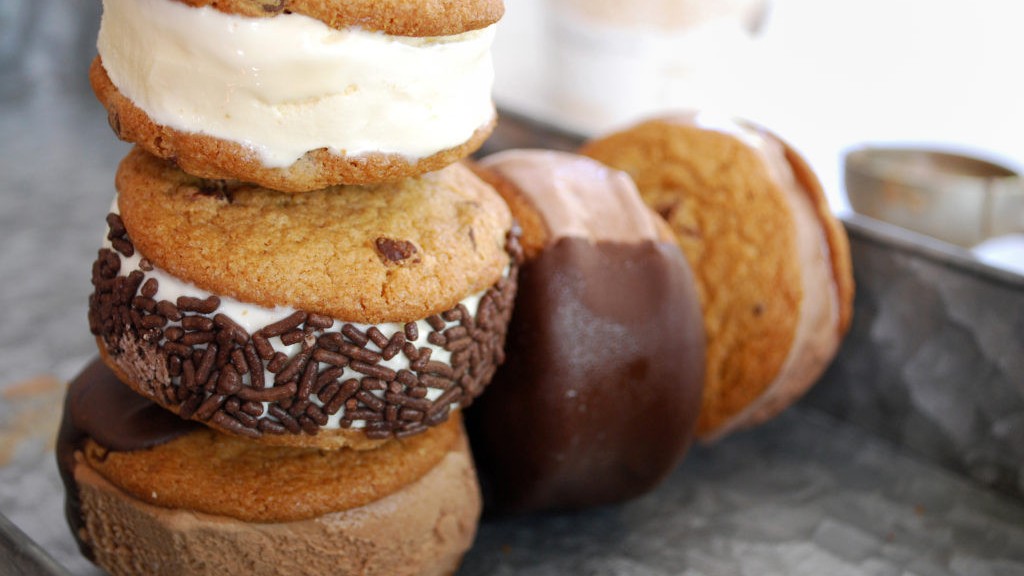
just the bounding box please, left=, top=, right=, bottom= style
left=57, top=358, right=200, bottom=559
left=468, top=235, right=706, bottom=513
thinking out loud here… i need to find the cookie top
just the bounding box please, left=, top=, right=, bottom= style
left=580, top=113, right=853, bottom=438
left=174, top=0, right=504, bottom=35
left=83, top=419, right=463, bottom=523
left=116, top=147, right=513, bottom=324
left=60, top=359, right=465, bottom=523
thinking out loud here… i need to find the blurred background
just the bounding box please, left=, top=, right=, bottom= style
left=494, top=0, right=1024, bottom=207
left=492, top=0, right=1024, bottom=273
left=0, top=1, right=1022, bottom=574
left=1, top=0, right=1022, bottom=271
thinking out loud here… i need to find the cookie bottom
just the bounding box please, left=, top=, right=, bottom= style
left=91, top=57, right=497, bottom=192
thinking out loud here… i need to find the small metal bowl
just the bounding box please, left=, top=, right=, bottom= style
left=844, top=146, right=1024, bottom=248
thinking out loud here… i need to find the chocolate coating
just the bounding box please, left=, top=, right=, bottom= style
left=468, top=237, right=705, bottom=513
left=57, top=358, right=199, bottom=558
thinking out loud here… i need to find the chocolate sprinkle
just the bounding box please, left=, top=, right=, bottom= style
left=177, top=295, right=220, bottom=314
left=88, top=213, right=521, bottom=440
left=261, top=311, right=307, bottom=338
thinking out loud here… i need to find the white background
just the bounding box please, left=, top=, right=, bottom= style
left=492, top=0, right=1024, bottom=218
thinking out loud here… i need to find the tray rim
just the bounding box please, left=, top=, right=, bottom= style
left=0, top=511, right=70, bottom=576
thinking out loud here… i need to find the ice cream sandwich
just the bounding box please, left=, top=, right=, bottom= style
left=90, top=0, right=503, bottom=191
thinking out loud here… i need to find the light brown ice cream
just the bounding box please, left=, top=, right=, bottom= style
left=72, top=434, right=480, bottom=576
left=479, top=149, right=666, bottom=245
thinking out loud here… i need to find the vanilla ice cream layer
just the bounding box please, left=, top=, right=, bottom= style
left=97, top=0, right=496, bottom=166
left=702, top=120, right=842, bottom=440
left=104, top=202, right=500, bottom=430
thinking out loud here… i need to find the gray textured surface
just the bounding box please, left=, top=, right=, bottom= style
left=462, top=409, right=1024, bottom=576
left=0, top=513, right=70, bottom=576
left=0, top=2, right=1022, bottom=575
left=805, top=217, right=1024, bottom=500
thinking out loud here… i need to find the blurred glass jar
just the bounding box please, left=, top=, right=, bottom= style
left=547, top=0, right=769, bottom=134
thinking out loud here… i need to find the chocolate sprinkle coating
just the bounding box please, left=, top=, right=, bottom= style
left=89, top=213, right=521, bottom=441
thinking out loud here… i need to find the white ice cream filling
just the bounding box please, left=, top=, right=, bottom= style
left=97, top=0, right=497, bottom=166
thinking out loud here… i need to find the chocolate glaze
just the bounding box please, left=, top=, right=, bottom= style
left=467, top=237, right=705, bottom=514
left=56, top=358, right=199, bottom=558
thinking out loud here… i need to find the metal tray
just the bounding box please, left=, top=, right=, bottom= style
left=1, top=4, right=1022, bottom=573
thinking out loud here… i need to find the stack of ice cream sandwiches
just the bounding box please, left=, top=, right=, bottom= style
left=58, top=1, right=518, bottom=574
left=58, top=0, right=856, bottom=571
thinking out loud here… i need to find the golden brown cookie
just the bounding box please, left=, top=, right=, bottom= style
left=114, top=147, right=511, bottom=322
left=89, top=148, right=520, bottom=448
left=175, top=0, right=503, bottom=35
left=58, top=359, right=481, bottom=576
left=466, top=150, right=705, bottom=513
left=90, top=59, right=497, bottom=192
left=581, top=113, right=854, bottom=440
